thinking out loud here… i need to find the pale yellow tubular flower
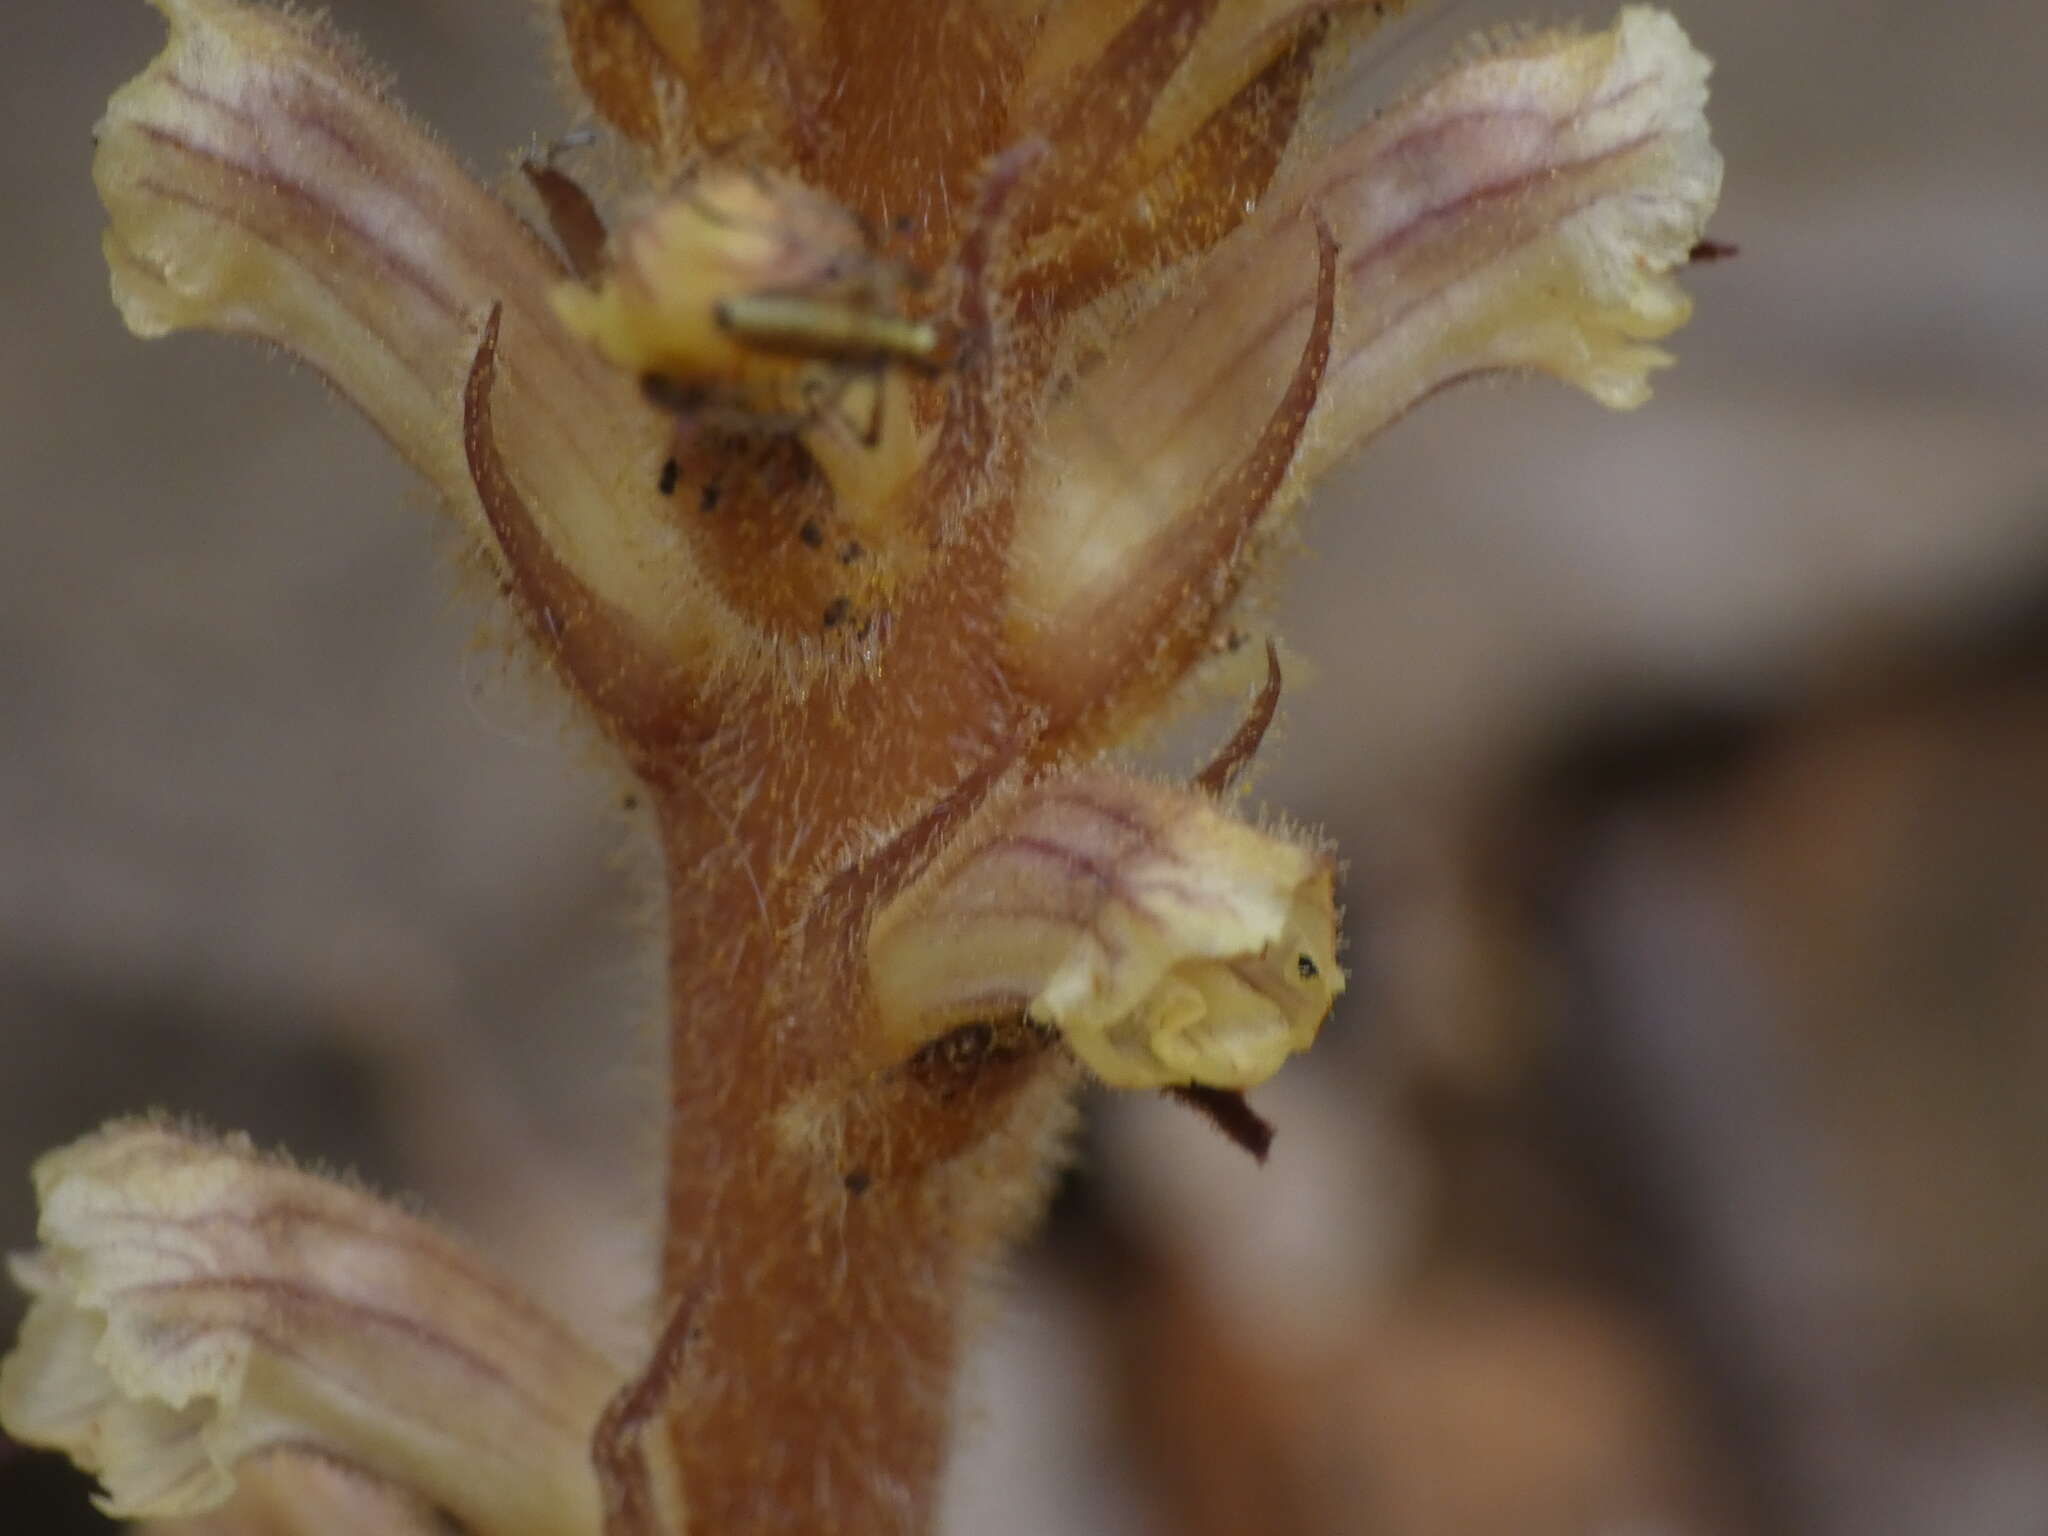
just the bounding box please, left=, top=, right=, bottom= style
left=867, top=772, right=1342, bottom=1090
left=0, top=1122, right=621, bottom=1536
left=94, top=0, right=722, bottom=667
left=1007, top=6, right=1723, bottom=707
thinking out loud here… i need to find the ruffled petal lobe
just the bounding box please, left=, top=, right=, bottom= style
left=867, top=771, right=1342, bottom=1090
left=0, top=1122, right=618, bottom=1536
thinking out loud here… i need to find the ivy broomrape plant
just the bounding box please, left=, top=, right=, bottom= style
left=1, top=1, right=1721, bottom=1531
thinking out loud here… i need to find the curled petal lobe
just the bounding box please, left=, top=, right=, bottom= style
left=0, top=1122, right=617, bottom=1535
left=1008, top=7, right=1722, bottom=726
left=867, top=772, right=1342, bottom=1091
left=1299, top=5, right=1724, bottom=431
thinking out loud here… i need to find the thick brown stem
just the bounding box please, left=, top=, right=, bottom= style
left=641, top=797, right=1075, bottom=1534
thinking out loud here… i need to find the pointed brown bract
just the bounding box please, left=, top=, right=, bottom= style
left=1194, top=640, right=1286, bottom=796
left=12, top=2, right=1724, bottom=1532
left=1013, top=214, right=1340, bottom=746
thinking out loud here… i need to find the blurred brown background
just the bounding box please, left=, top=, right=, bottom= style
left=5, top=2, right=2047, bottom=1531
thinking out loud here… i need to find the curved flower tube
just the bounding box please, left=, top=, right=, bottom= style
left=1005, top=6, right=1723, bottom=737
left=0, top=1122, right=627, bottom=1534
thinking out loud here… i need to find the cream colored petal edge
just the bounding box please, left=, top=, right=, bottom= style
left=0, top=1121, right=615, bottom=1536
left=133, top=1455, right=452, bottom=1536
left=867, top=772, right=1342, bottom=1090
left=96, top=0, right=723, bottom=662
left=1008, top=6, right=1722, bottom=650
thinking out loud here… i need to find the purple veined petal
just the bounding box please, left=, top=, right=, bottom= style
left=867, top=769, right=1342, bottom=1090
left=132, top=1455, right=454, bottom=1536
left=1006, top=6, right=1722, bottom=733
left=0, top=1121, right=628, bottom=1534
left=95, top=0, right=730, bottom=670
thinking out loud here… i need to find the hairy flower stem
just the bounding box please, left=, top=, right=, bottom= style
left=464, top=324, right=1055, bottom=1529
left=644, top=814, right=1074, bottom=1532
